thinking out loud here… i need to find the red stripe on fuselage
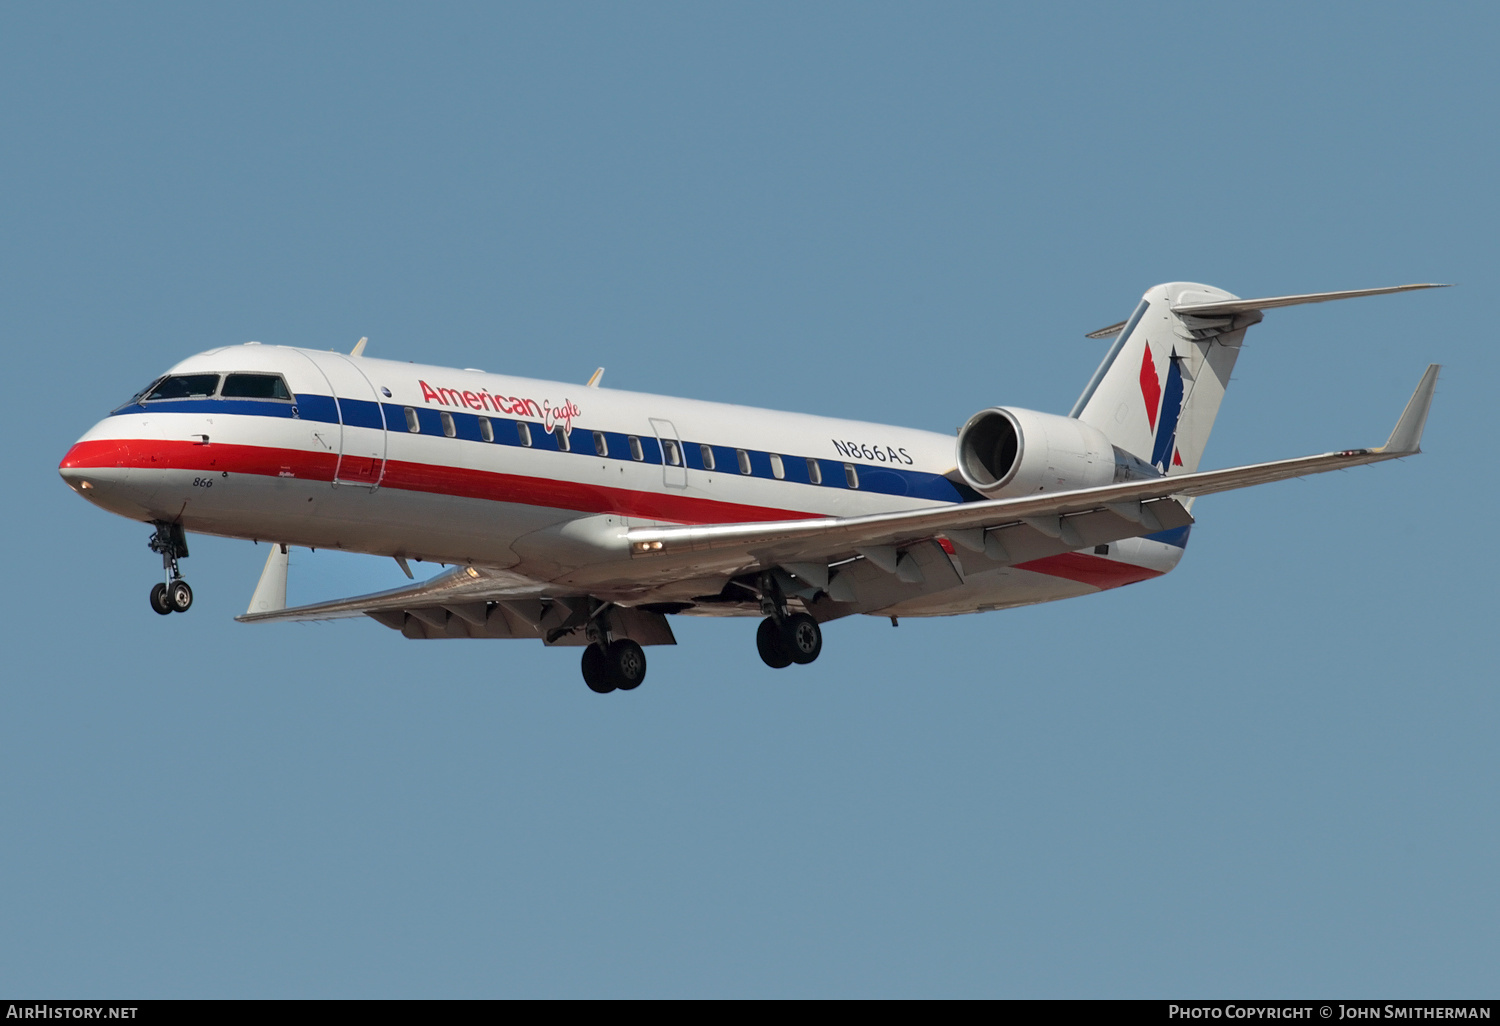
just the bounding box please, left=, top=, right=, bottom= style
left=60, top=438, right=820, bottom=525
left=62, top=439, right=1169, bottom=588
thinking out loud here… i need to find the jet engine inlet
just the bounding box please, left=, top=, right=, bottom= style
left=958, top=409, right=1021, bottom=490
left=955, top=407, right=1115, bottom=498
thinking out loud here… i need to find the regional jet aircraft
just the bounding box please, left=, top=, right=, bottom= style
left=59, top=282, right=1443, bottom=692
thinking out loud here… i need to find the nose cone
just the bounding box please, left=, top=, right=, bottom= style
left=59, top=438, right=142, bottom=515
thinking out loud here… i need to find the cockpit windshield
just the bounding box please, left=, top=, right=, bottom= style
left=144, top=374, right=222, bottom=401
left=221, top=373, right=292, bottom=400
left=115, top=371, right=293, bottom=411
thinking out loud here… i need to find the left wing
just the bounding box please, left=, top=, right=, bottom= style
left=237, top=562, right=549, bottom=624
left=236, top=561, right=678, bottom=644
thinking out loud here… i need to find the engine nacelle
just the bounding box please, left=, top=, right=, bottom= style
left=955, top=407, right=1117, bottom=498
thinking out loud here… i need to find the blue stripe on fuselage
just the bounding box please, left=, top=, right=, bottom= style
left=1144, top=525, right=1190, bottom=549
left=110, top=394, right=972, bottom=504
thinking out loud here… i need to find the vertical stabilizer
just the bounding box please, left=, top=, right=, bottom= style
left=1072, top=282, right=1257, bottom=475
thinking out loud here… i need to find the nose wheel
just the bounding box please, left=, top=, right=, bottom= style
left=148, top=578, right=193, bottom=614
left=146, top=521, right=193, bottom=615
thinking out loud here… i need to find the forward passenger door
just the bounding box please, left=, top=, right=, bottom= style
left=301, top=351, right=389, bottom=490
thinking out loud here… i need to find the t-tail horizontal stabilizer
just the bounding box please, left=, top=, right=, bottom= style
left=1171, top=283, right=1450, bottom=317
left=1084, top=284, right=1451, bottom=338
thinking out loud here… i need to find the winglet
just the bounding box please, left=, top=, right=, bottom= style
left=351, top=337, right=368, bottom=357
left=247, top=543, right=290, bottom=615
left=586, top=367, right=605, bottom=388
left=1379, top=364, right=1440, bottom=455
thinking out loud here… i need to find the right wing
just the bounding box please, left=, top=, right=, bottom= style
left=624, top=365, right=1439, bottom=575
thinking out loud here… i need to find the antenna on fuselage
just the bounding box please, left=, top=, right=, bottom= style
left=351, top=337, right=368, bottom=357
left=586, top=367, right=604, bottom=388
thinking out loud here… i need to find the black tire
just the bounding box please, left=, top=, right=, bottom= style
left=756, top=617, right=793, bottom=669
left=582, top=645, right=615, bottom=693
left=781, top=612, right=822, bottom=665
left=607, top=639, right=647, bottom=691
left=149, top=582, right=173, bottom=616
left=167, top=580, right=193, bottom=613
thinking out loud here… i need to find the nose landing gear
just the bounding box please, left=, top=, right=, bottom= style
left=147, top=521, right=193, bottom=614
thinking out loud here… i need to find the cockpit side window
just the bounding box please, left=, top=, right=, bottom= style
left=221, top=373, right=292, bottom=401
left=117, top=377, right=165, bottom=410
left=126, top=378, right=164, bottom=402
left=144, top=374, right=221, bottom=401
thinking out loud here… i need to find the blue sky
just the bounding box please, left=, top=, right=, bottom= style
left=3, top=1, right=1495, bottom=997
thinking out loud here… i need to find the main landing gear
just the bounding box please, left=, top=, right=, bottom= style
left=147, top=521, right=193, bottom=615
left=581, top=638, right=647, bottom=694
left=578, top=603, right=647, bottom=694
left=754, top=572, right=823, bottom=670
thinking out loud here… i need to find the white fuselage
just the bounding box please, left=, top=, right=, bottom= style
left=59, top=344, right=1186, bottom=617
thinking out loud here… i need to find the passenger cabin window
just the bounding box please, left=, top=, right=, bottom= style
left=736, top=449, right=751, bottom=475
left=440, top=412, right=456, bottom=438
left=554, top=426, right=570, bottom=451
left=404, top=407, right=420, bottom=433
left=145, top=374, right=221, bottom=401
left=807, top=458, right=822, bottom=485
left=662, top=439, right=682, bottom=467
left=844, top=463, right=859, bottom=488
left=478, top=417, right=494, bottom=443
left=221, top=373, right=291, bottom=401
left=517, top=422, right=533, bottom=447
left=628, top=436, right=644, bottom=461
left=769, top=453, right=785, bottom=480
left=699, top=444, right=715, bottom=471
left=593, top=431, right=608, bottom=457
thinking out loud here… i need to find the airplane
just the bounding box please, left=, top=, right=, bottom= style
left=58, top=281, right=1444, bottom=693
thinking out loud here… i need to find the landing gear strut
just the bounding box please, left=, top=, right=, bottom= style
left=579, top=603, right=647, bottom=693
left=147, top=521, right=192, bottom=614
left=755, top=571, right=823, bottom=669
